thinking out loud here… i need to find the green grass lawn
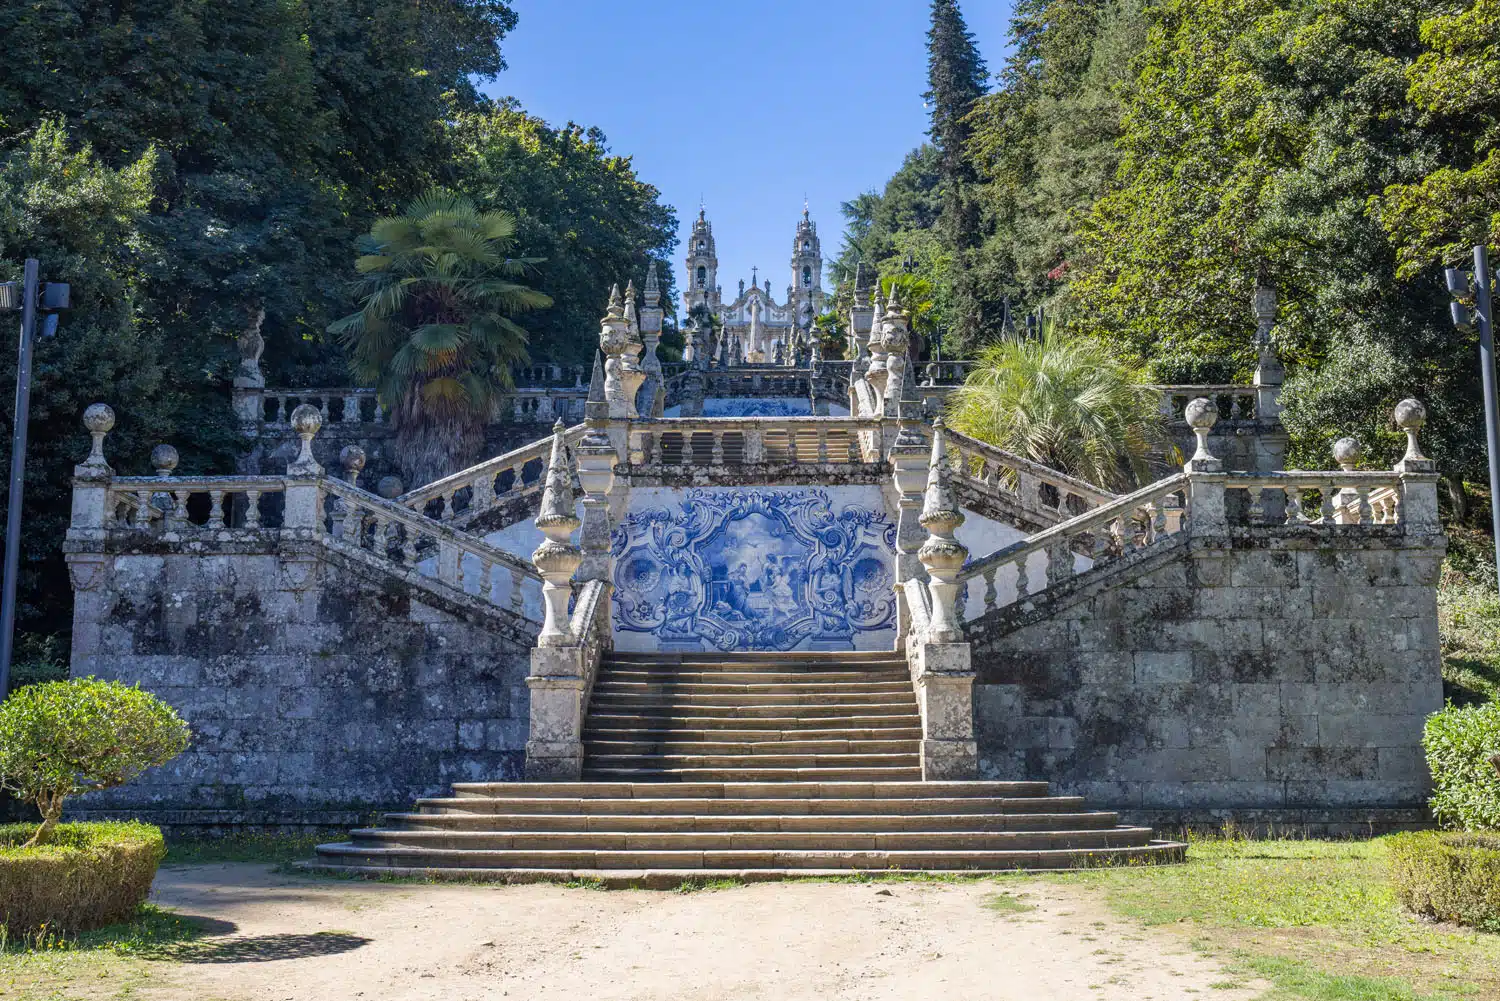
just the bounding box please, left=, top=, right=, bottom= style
left=0, top=904, right=210, bottom=1001
left=1051, top=836, right=1500, bottom=1001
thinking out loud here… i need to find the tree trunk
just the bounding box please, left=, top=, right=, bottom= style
left=396, top=412, right=487, bottom=489
left=22, top=792, right=64, bottom=848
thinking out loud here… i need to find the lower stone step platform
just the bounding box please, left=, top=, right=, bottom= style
left=308, top=781, right=1185, bottom=879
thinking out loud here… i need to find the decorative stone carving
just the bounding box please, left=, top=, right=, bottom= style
left=612, top=489, right=897, bottom=652
left=150, top=444, right=179, bottom=477
left=236, top=307, right=267, bottom=390
left=1184, top=397, right=1222, bottom=472
left=1395, top=398, right=1429, bottom=467
left=881, top=286, right=911, bottom=407
left=917, top=420, right=969, bottom=644
left=377, top=475, right=404, bottom=500
left=340, top=445, right=367, bottom=485
left=287, top=404, right=323, bottom=477
left=78, top=403, right=115, bottom=478
left=533, top=420, right=583, bottom=647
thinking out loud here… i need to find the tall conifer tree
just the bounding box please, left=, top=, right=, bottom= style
left=926, top=0, right=989, bottom=346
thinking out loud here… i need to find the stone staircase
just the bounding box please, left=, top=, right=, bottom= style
left=309, top=652, right=1184, bottom=882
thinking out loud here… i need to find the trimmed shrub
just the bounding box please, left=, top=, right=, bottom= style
left=0, top=821, right=165, bottom=934
left=0, top=678, right=189, bottom=846
left=1423, top=701, right=1500, bottom=831
left=1387, top=830, right=1500, bottom=931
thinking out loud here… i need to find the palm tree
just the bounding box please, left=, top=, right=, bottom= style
left=329, top=190, right=552, bottom=487
left=946, top=330, right=1168, bottom=491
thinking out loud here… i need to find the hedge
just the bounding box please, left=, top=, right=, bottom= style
left=1387, top=830, right=1500, bottom=931
left=0, top=821, right=165, bottom=935
left=1423, top=701, right=1500, bottom=831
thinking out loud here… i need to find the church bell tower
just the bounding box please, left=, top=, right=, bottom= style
left=686, top=209, right=720, bottom=312
left=789, top=207, right=825, bottom=329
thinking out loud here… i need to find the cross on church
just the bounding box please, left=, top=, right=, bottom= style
left=751, top=266, right=758, bottom=287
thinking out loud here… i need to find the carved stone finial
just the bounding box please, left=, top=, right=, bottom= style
left=150, top=444, right=179, bottom=477
left=377, top=475, right=404, bottom=500
left=1331, top=437, right=1362, bottom=472
left=79, top=403, right=115, bottom=475
left=644, top=260, right=660, bottom=307
left=533, top=420, right=583, bottom=647
left=1395, top=399, right=1428, bottom=464
left=287, top=403, right=324, bottom=477
left=340, top=445, right=367, bottom=484
left=918, top=419, right=969, bottom=643
left=1184, top=398, right=1221, bottom=470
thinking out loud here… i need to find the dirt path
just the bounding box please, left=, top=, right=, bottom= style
left=136, top=864, right=1261, bottom=1001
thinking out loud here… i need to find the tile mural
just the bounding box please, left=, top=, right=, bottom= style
left=611, top=487, right=898, bottom=652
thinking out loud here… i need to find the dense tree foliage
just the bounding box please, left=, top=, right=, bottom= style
left=444, top=102, right=678, bottom=366
left=0, top=4, right=675, bottom=662
left=845, top=0, right=1494, bottom=494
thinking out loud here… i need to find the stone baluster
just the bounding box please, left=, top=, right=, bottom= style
left=1394, top=399, right=1440, bottom=534
left=532, top=420, right=583, bottom=646
left=343, top=393, right=361, bottom=423
left=918, top=419, right=969, bottom=643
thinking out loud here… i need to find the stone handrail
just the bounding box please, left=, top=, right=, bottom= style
left=322, top=478, right=542, bottom=620
left=106, top=476, right=289, bottom=531
left=634, top=416, right=885, bottom=466
left=258, top=389, right=382, bottom=426
left=941, top=427, right=1118, bottom=522
left=1224, top=471, right=1404, bottom=526
left=398, top=424, right=587, bottom=522
left=956, top=473, right=1190, bottom=623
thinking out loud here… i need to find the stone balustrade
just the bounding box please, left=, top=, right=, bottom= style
left=1227, top=471, right=1404, bottom=526
left=398, top=424, right=587, bottom=523
left=956, top=474, right=1190, bottom=623
left=260, top=388, right=383, bottom=426
left=1149, top=385, right=1261, bottom=422
left=634, top=416, right=885, bottom=467
left=941, top=427, right=1118, bottom=523
left=106, top=476, right=289, bottom=532
left=322, top=479, right=542, bottom=618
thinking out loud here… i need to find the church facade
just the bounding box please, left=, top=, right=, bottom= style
left=684, top=207, right=827, bottom=366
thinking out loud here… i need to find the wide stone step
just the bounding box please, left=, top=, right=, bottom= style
left=583, top=727, right=924, bottom=743
left=598, top=670, right=912, bottom=685
left=585, top=713, right=921, bottom=730
left=310, top=842, right=1185, bottom=872
left=589, top=692, right=916, bottom=708
left=347, top=827, right=1153, bottom=853
left=420, top=795, right=1087, bottom=817
left=581, top=766, right=925, bottom=782
left=449, top=781, right=1054, bottom=800
left=586, top=703, right=919, bottom=719
left=382, top=811, right=1124, bottom=833
left=591, top=680, right=916, bottom=697
left=604, top=652, right=908, bottom=667
left=584, top=753, right=918, bottom=770
left=584, top=739, right=920, bottom=756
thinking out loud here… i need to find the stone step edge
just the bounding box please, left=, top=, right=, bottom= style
left=291, top=852, right=1187, bottom=888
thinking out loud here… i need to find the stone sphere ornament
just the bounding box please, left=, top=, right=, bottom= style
left=83, top=403, right=115, bottom=435
left=290, top=403, right=323, bottom=437
left=1331, top=437, right=1363, bottom=471
left=1394, top=398, right=1429, bottom=464
left=1184, top=397, right=1219, bottom=432
left=377, top=475, right=404, bottom=500
left=339, top=445, right=367, bottom=481
left=150, top=444, right=179, bottom=477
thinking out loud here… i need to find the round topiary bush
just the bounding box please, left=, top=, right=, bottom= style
left=0, top=821, right=165, bottom=934
left=1423, top=700, right=1500, bottom=832
left=1388, top=830, right=1500, bottom=931
left=0, top=678, right=189, bottom=847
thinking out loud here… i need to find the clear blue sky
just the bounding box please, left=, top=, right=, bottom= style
left=486, top=1, right=1014, bottom=310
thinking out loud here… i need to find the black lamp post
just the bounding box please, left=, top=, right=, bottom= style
left=1447, top=249, right=1500, bottom=588
left=0, top=259, right=70, bottom=695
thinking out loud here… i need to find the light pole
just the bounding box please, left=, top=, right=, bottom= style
left=0, top=260, right=70, bottom=695
left=1446, top=247, right=1500, bottom=588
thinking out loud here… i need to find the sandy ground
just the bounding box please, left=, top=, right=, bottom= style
left=132, top=863, right=1263, bottom=1001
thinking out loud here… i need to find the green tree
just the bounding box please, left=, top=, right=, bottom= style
left=927, top=0, right=991, bottom=348
left=946, top=330, right=1166, bottom=490
left=0, top=679, right=189, bottom=846
left=331, top=191, right=552, bottom=487
left=443, top=101, right=678, bottom=366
